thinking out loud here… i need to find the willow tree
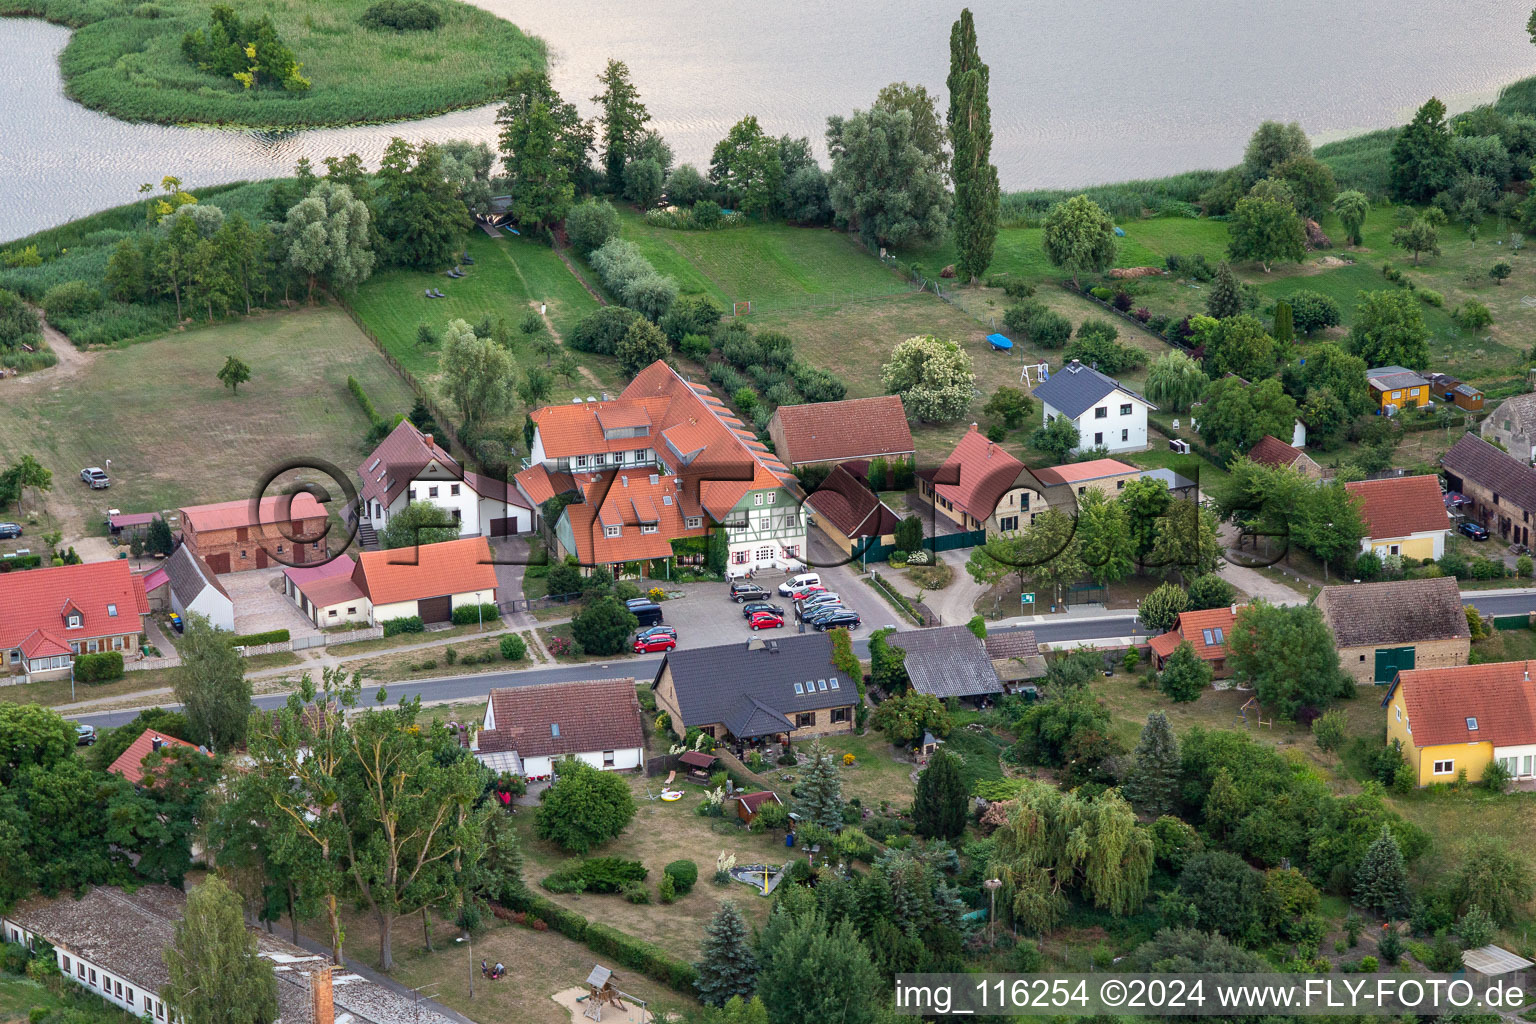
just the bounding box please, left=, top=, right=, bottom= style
left=946, top=8, right=999, bottom=283
left=988, top=781, right=1152, bottom=934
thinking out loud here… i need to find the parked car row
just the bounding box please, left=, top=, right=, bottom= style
left=633, top=624, right=677, bottom=653
left=728, top=572, right=859, bottom=632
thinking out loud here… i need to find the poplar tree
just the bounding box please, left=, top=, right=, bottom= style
left=163, top=877, right=279, bottom=1024
left=694, top=901, right=757, bottom=1006
left=1122, top=712, right=1180, bottom=817
left=946, top=8, right=999, bottom=283
left=913, top=746, right=967, bottom=839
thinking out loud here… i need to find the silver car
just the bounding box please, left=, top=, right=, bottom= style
left=80, top=467, right=109, bottom=489
left=800, top=592, right=841, bottom=610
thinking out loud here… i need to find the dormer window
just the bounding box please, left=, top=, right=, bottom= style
left=686, top=517, right=702, bottom=528
left=605, top=525, right=621, bottom=538
left=67, top=615, right=81, bottom=629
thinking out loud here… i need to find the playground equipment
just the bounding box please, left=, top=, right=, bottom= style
left=1234, top=696, right=1273, bottom=729
left=1020, top=361, right=1050, bottom=386
left=580, top=965, right=646, bottom=1023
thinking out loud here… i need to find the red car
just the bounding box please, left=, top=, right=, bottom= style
left=633, top=634, right=677, bottom=653
left=788, top=585, right=826, bottom=601
left=749, top=610, right=785, bottom=630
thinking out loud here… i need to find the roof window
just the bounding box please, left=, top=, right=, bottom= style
left=794, top=682, right=804, bottom=694
left=551, top=723, right=560, bottom=737
left=829, top=678, right=839, bottom=689
left=1466, top=717, right=1479, bottom=731
left=107, top=604, right=117, bottom=617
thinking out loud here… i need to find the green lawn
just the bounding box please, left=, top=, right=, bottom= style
left=348, top=230, right=605, bottom=382
left=0, top=305, right=416, bottom=540
left=615, top=211, right=910, bottom=312
left=0, top=974, right=140, bottom=1024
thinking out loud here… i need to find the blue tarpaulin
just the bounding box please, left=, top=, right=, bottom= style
left=986, top=333, right=1013, bottom=351
left=1113, top=226, right=1126, bottom=236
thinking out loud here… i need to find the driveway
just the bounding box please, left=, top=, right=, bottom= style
left=219, top=567, right=321, bottom=638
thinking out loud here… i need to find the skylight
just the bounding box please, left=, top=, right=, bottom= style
left=107, top=604, right=117, bottom=617
left=829, top=678, right=839, bottom=689
left=794, top=682, right=804, bottom=694
left=1467, top=717, right=1479, bottom=731
left=1201, top=629, right=1213, bottom=645
left=817, top=679, right=827, bottom=691
left=551, top=723, right=561, bottom=737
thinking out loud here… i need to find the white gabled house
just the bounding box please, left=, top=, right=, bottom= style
left=1031, top=359, right=1154, bottom=454
left=356, top=420, right=532, bottom=544
left=472, top=678, right=645, bottom=781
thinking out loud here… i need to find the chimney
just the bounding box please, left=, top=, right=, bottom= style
left=969, top=422, right=978, bottom=433
left=621, top=475, right=629, bottom=487
left=310, top=966, right=334, bottom=1024
left=1230, top=604, right=1236, bottom=614
left=748, top=636, right=765, bottom=652
left=422, top=433, right=433, bottom=449
left=151, top=736, right=164, bottom=752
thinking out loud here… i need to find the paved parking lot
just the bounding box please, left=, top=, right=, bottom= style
left=220, top=567, right=322, bottom=638
left=650, top=560, right=908, bottom=652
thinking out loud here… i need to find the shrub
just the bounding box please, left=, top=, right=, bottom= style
left=1090, top=286, right=1113, bottom=301
left=565, top=198, right=621, bottom=255
left=451, top=602, right=499, bottom=626
left=74, top=650, right=124, bottom=683
left=1418, top=288, right=1445, bottom=307
left=589, top=238, right=678, bottom=320
left=657, top=873, right=676, bottom=903
left=382, top=616, right=425, bottom=636
left=499, top=633, right=527, bottom=661
left=663, top=859, right=698, bottom=894
left=1284, top=290, right=1343, bottom=335
left=1312, top=709, right=1347, bottom=753
left=568, top=306, right=640, bottom=355
left=583, top=922, right=698, bottom=992
left=542, top=857, right=648, bottom=894
left=360, top=0, right=442, bottom=31
left=40, top=280, right=103, bottom=319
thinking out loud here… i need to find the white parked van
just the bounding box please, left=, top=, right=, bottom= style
left=779, top=572, right=822, bottom=596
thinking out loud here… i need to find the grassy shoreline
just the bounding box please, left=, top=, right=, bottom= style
left=1, top=0, right=541, bottom=129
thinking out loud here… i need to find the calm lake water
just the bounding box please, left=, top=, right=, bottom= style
left=3, top=1, right=1534, bottom=241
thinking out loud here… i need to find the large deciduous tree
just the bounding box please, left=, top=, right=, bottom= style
left=441, top=319, right=516, bottom=426
left=966, top=509, right=1083, bottom=608
left=283, top=181, right=374, bottom=300
left=826, top=104, right=950, bottom=247
left=1144, top=350, right=1209, bottom=412
left=1390, top=97, right=1456, bottom=204
left=710, top=116, right=784, bottom=216
left=946, top=9, right=999, bottom=283
left=496, top=71, right=587, bottom=229
left=879, top=335, right=975, bottom=422
left=374, top=139, right=471, bottom=269
left=1041, top=194, right=1117, bottom=286
left=162, top=876, right=279, bottom=1024
left=1346, top=289, right=1429, bottom=371
left=1227, top=600, right=1348, bottom=719
left=1226, top=193, right=1306, bottom=271
left=535, top=757, right=637, bottom=853
left=1195, top=376, right=1298, bottom=461
left=1158, top=641, right=1212, bottom=703
left=1076, top=488, right=1135, bottom=585
left=174, top=613, right=252, bottom=751
left=592, top=59, right=650, bottom=186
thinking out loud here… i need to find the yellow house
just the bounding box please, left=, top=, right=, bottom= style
left=1382, top=660, right=1536, bottom=787
left=1343, top=474, right=1451, bottom=562
left=1367, top=366, right=1431, bottom=413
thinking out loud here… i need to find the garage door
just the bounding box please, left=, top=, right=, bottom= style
left=206, top=552, right=231, bottom=574
left=489, top=517, right=516, bottom=538
left=1373, top=646, right=1416, bottom=684
left=418, top=595, right=453, bottom=623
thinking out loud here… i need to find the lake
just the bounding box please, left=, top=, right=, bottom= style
left=2, top=0, right=1533, bottom=240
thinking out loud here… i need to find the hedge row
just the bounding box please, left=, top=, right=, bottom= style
left=232, top=628, right=291, bottom=647
left=501, top=894, right=697, bottom=995
left=382, top=616, right=425, bottom=637
left=75, top=650, right=124, bottom=683
left=450, top=603, right=500, bottom=626
left=348, top=375, right=386, bottom=432
left=0, top=555, right=44, bottom=573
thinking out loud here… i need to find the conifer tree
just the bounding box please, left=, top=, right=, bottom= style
left=795, top=741, right=846, bottom=831
left=1157, top=641, right=1213, bottom=703
left=1353, top=824, right=1411, bottom=919
left=1205, top=262, right=1242, bottom=319
left=913, top=746, right=967, bottom=839
left=1121, top=712, right=1180, bottom=818
left=1273, top=300, right=1294, bottom=345
left=695, top=901, right=757, bottom=1006
left=947, top=8, right=999, bottom=283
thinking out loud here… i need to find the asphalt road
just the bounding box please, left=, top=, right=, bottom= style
left=69, top=591, right=1536, bottom=730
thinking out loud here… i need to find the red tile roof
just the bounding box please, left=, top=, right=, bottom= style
left=108, top=729, right=209, bottom=785
left=354, top=537, right=498, bottom=606
left=561, top=470, right=708, bottom=566
left=925, top=425, right=1026, bottom=521
left=286, top=557, right=366, bottom=609
left=19, top=628, right=72, bottom=658
left=770, top=396, right=914, bottom=465
left=1389, top=660, right=1536, bottom=748
left=736, top=790, right=782, bottom=813
left=480, top=678, right=643, bottom=760
left=1150, top=606, right=1242, bottom=662
left=1246, top=434, right=1306, bottom=470
left=358, top=420, right=459, bottom=510
left=514, top=464, right=577, bottom=506
left=180, top=493, right=327, bottom=534
left=1344, top=475, right=1450, bottom=540
left=532, top=397, right=670, bottom=458
left=1032, top=458, right=1139, bottom=486
left=0, top=560, right=149, bottom=652
left=806, top=464, right=899, bottom=539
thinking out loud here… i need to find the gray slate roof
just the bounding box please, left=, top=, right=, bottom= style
left=1315, top=576, right=1470, bottom=648
left=893, top=625, right=1002, bottom=698
left=724, top=695, right=796, bottom=738
left=1366, top=365, right=1429, bottom=390
left=163, top=543, right=230, bottom=607
left=1032, top=360, right=1154, bottom=420
left=654, top=633, right=852, bottom=730
left=1443, top=432, right=1536, bottom=512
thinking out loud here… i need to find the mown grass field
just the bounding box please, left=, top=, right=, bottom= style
left=5, top=0, right=541, bottom=127
left=350, top=230, right=606, bottom=383
left=0, top=305, right=415, bottom=536
left=614, top=210, right=910, bottom=313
